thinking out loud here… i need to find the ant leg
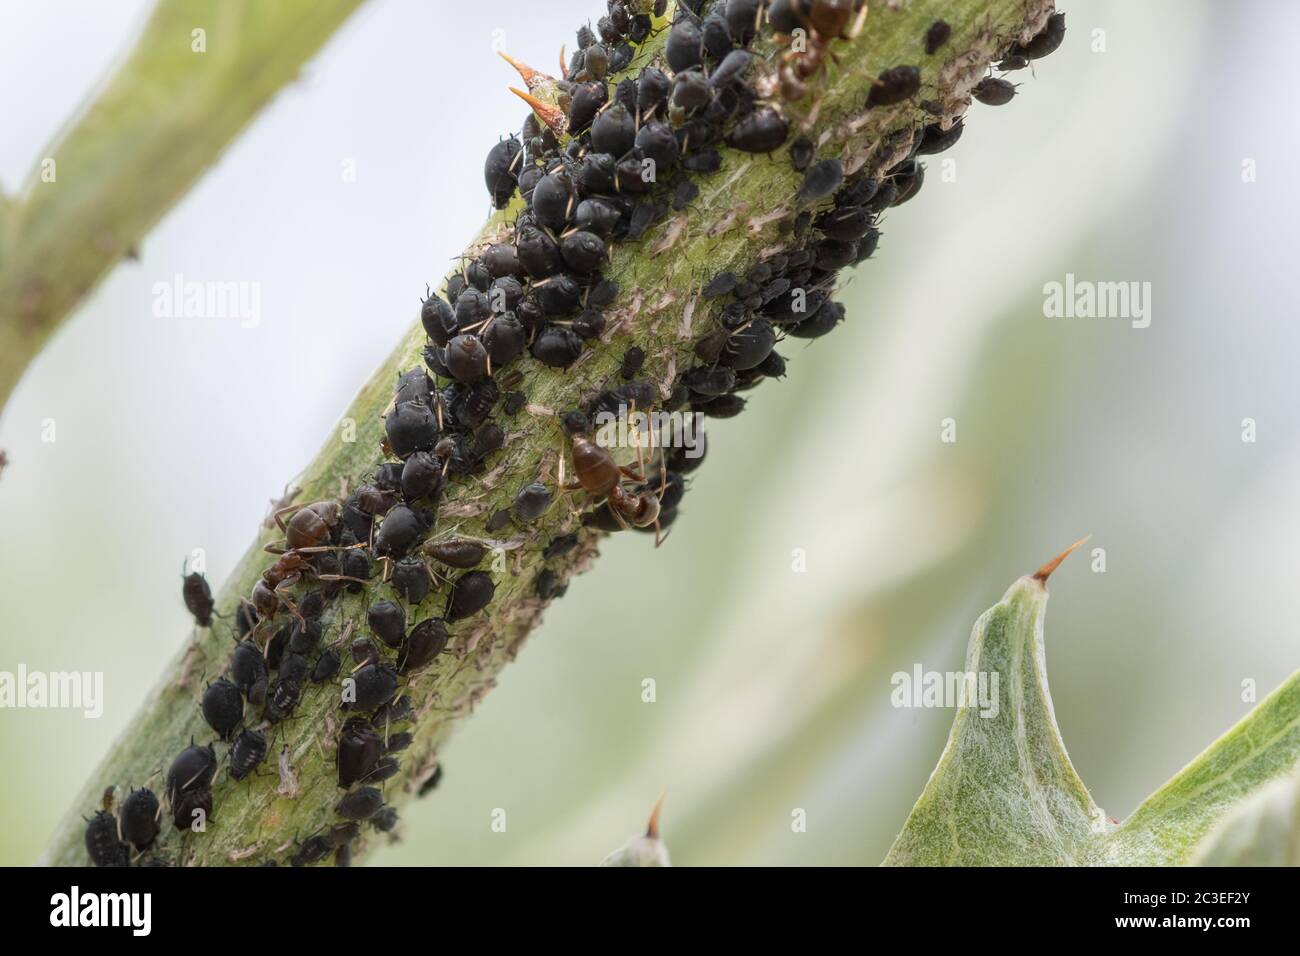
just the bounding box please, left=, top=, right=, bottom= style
left=275, top=576, right=305, bottom=627
left=272, top=504, right=300, bottom=534
left=608, top=503, right=632, bottom=532
left=317, top=574, right=369, bottom=586
left=846, top=2, right=869, bottom=41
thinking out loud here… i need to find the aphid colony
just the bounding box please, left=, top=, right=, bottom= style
left=94, top=1, right=1066, bottom=866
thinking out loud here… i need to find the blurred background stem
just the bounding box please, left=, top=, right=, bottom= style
left=0, top=0, right=366, bottom=412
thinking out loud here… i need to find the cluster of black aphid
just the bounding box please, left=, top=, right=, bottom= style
left=88, top=1, right=1065, bottom=868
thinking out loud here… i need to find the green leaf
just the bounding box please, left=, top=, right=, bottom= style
left=1190, top=772, right=1300, bottom=866
left=599, top=797, right=672, bottom=867
left=884, top=543, right=1300, bottom=866
left=0, top=0, right=365, bottom=410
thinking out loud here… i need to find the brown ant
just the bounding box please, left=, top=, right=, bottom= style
left=265, top=500, right=342, bottom=555
left=774, top=0, right=869, bottom=101
left=562, top=416, right=667, bottom=546
left=254, top=500, right=365, bottom=625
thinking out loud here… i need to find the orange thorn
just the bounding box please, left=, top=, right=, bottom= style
left=645, top=791, right=666, bottom=839
left=498, top=51, right=552, bottom=92
left=1032, top=535, right=1090, bottom=583
left=559, top=45, right=567, bottom=78
left=509, top=87, right=566, bottom=135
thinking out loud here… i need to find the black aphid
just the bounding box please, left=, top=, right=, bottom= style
left=368, top=600, right=407, bottom=648
left=400, top=450, right=444, bottom=502
left=710, top=49, right=753, bottom=88
left=701, top=393, right=747, bottom=418
left=171, top=788, right=212, bottom=833
left=483, top=314, right=527, bottom=366
left=916, top=117, right=964, bottom=155
left=684, top=365, right=737, bottom=396
left=973, top=77, right=1016, bottom=106
left=338, top=717, right=383, bottom=788
left=385, top=402, right=438, bottom=458
left=166, top=742, right=217, bottom=800
left=446, top=570, right=495, bottom=622
left=672, top=69, right=712, bottom=113
left=866, top=66, right=922, bottom=107
left=336, top=787, right=385, bottom=821
left=569, top=82, right=607, bottom=133
left=229, top=639, right=268, bottom=708
left=789, top=136, right=814, bottom=172
left=84, top=809, right=129, bottom=866
left=672, top=179, right=700, bottom=210
left=531, top=327, right=584, bottom=368
left=620, top=346, right=646, bottom=380
left=1010, top=12, right=1066, bottom=60
left=291, top=833, right=332, bottom=867
left=385, top=732, right=413, bottom=754
left=726, top=107, right=789, bottom=153
left=534, top=273, right=583, bottom=315
left=681, top=150, right=722, bottom=172
left=263, top=676, right=302, bottom=724
left=720, top=318, right=777, bottom=370
left=417, top=765, right=444, bottom=798
left=181, top=568, right=215, bottom=627
left=484, top=136, right=522, bottom=208
left=925, top=20, right=951, bottom=55
left=390, top=557, right=431, bottom=604
left=347, top=663, right=399, bottom=712
left=531, top=172, right=574, bottom=232
left=427, top=539, right=489, bottom=568
left=397, top=617, right=449, bottom=674
left=229, top=728, right=268, bottom=781
left=665, top=16, right=704, bottom=73
left=374, top=696, right=413, bottom=726
left=638, top=66, right=672, bottom=117
left=536, top=568, right=567, bottom=600
left=288, top=616, right=323, bottom=655
left=373, top=505, right=426, bottom=559
left=445, top=334, right=490, bottom=383
left=561, top=231, right=607, bottom=274
left=372, top=807, right=400, bottom=832
left=516, top=224, right=563, bottom=278
left=798, top=158, right=844, bottom=205
left=573, top=308, right=607, bottom=339
left=514, top=482, right=553, bottom=521
left=119, top=787, right=161, bottom=852
left=278, top=651, right=310, bottom=686
left=201, top=678, right=243, bottom=740
left=703, top=272, right=737, bottom=298
left=543, top=533, right=580, bottom=559
left=592, top=102, right=638, bottom=158
left=311, top=648, right=341, bottom=684
left=351, top=636, right=379, bottom=667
